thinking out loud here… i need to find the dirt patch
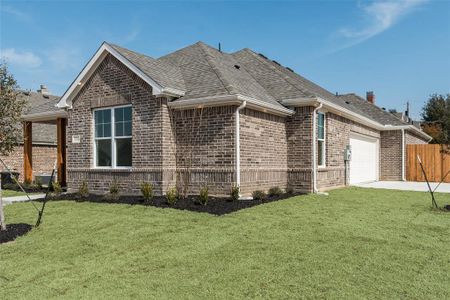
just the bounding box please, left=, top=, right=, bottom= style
left=47, top=193, right=303, bottom=215
left=0, top=223, right=33, bottom=244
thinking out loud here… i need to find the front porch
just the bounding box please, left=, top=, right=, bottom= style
left=22, top=108, right=67, bottom=187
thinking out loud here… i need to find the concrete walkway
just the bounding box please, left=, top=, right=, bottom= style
left=354, top=181, right=450, bottom=193
left=1, top=194, right=46, bottom=206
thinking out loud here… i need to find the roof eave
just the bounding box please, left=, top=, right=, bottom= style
left=22, top=110, right=68, bottom=122
left=282, top=97, right=432, bottom=141
left=168, top=94, right=294, bottom=117
left=56, top=42, right=185, bottom=109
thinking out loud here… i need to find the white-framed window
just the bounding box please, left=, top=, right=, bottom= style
left=93, top=105, right=132, bottom=168
left=317, top=112, right=326, bottom=167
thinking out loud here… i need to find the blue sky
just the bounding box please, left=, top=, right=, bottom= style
left=1, top=0, right=449, bottom=119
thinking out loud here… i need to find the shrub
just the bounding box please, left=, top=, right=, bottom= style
left=230, top=185, right=240, bottom=202
left=268, top=186, right=283, bottom=197
left=23, top=182, right=40, bottom=192
left=51, top=181, right=62, bottom=196
left=34, top=177, right=43, bottom=189
left=252, top=190, right=266, bottom=201
left=198, top=186, right=209, bottom=206
left=166, top=187, right=178, bottom=205
left=3, top=183, right=19, bottom=190
left=108, top=181, right=120, bottom=200
left=78, top=180, right=89, bottom=198
left=286, top=186, right=294, bottom=195
left=141, top=182, right=154, bottom=203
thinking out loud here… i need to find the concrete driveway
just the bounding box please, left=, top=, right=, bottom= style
left=354, top=181, right=450, bottom=193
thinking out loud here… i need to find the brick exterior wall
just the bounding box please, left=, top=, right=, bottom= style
left=318, top=113, right=380, bottom=190
left=171, top=106, right=235, bottom=196
left=405, top=130, right=428, bottom=145
left=240, top=108, right=288, bottom=194
left=380, top=130, right=403, bottom=180
left=67, top=54, right=169, bottom=195
left=286, top=107, right=314, bottom=192
left=0, top=144, right=57, bottom=181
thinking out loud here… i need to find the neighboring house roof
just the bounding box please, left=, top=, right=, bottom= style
left=19, top=90, right=59, bottom=145
left=55, top=41, right=431, bottom=140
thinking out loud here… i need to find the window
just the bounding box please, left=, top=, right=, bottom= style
left=317, top=112, right=325, bottom=167
left=94, top=106, right=132, bottom=168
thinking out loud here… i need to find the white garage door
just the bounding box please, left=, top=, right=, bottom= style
left=349, top=133, right=379, bottom=184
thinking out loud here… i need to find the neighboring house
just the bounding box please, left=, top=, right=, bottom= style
left=0, top=87, right=58, bottom=181
left=23, top=41, right=430, bottom=195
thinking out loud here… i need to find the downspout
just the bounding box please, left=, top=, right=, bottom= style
left=401, top=128, right=406, bottom=181
left=235, top=101, right=247, bottom=194
left=312, top=103, right=323, bottom=193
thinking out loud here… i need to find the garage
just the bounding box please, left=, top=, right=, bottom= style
left=349, top=133, right=379, bottom=184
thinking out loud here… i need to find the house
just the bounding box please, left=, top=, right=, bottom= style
left=0, top=87, right=59, bottom=182
left=21, top=41, right=431, bottom=196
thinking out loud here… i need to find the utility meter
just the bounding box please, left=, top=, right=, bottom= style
left=344, top=145, right=352, bottom=161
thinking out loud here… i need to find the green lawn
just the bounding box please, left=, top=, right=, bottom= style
left=1, top=189, right=28, bottom=198
left=1, top=187, right=449, bottom=299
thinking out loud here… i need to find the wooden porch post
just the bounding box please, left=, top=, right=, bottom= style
left=23, top=121, right=33, bottom=183
left=56, top=118, right=67, bottom=187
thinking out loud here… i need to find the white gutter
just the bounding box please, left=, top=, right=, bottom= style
left=401, top=128, right=406, bottom=181
left=282, top=97, right=432, bottom=141
left=235, top=101, right=247, bottom=194
left=168, top=94, right=294, bottom=117
left=312, top=103, right=323, bottom=193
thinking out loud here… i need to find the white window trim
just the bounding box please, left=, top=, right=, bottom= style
left=317, top=111, right=326, bottom=168
left=93, top=104, right=132, bottom=169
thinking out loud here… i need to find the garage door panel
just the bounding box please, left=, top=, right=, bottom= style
left=349, top=134, right=379, bottom=184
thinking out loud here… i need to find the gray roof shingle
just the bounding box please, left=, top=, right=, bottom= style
left=109, top=43, right=186, bottom=92
left=19, top=91, right=58, bottom=144
left=232, top=48, right=409, bottom=126
left=337, top=93, right=406, bottom=126
left=109, top=42, right=413, bottom=126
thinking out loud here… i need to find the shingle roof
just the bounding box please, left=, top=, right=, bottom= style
left=159, top=42, right=285, bottom=109
left=337, top=93, right=406, bottom=126
left=19, top=91, right=58, bottom=144
left=232, top=48, right=408, bottom=126
left=109, top=44, right=186, bottom=92
left=108, top=42, right=413, bottom=126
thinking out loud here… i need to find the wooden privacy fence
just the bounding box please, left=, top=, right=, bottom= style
left=406, top=144, right=450, bottom=183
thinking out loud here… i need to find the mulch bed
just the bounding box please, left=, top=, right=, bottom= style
left=0, top=223, right=33, bottom=244
left=47, top=192, right=303, bottom=216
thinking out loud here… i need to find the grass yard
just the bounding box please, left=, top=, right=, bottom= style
left=0, top=187, right=449, bottom=299
left=1, top=189, right=29, bottom=198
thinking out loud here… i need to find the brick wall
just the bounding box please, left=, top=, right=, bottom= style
left=171, top=106, right=235, bottom=196
left=240, top=108, right=288, bottom=194
left=0, top=144, right=57, bottom=181
left=405, top=130, right=428, bottom=144
left=286, top=107, right=314, bottom=193
left=67, top=54, right=168, bottom=195
left=380, top=130, right=402, bottom=180
left=318, top=113, right=380, bottom=190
